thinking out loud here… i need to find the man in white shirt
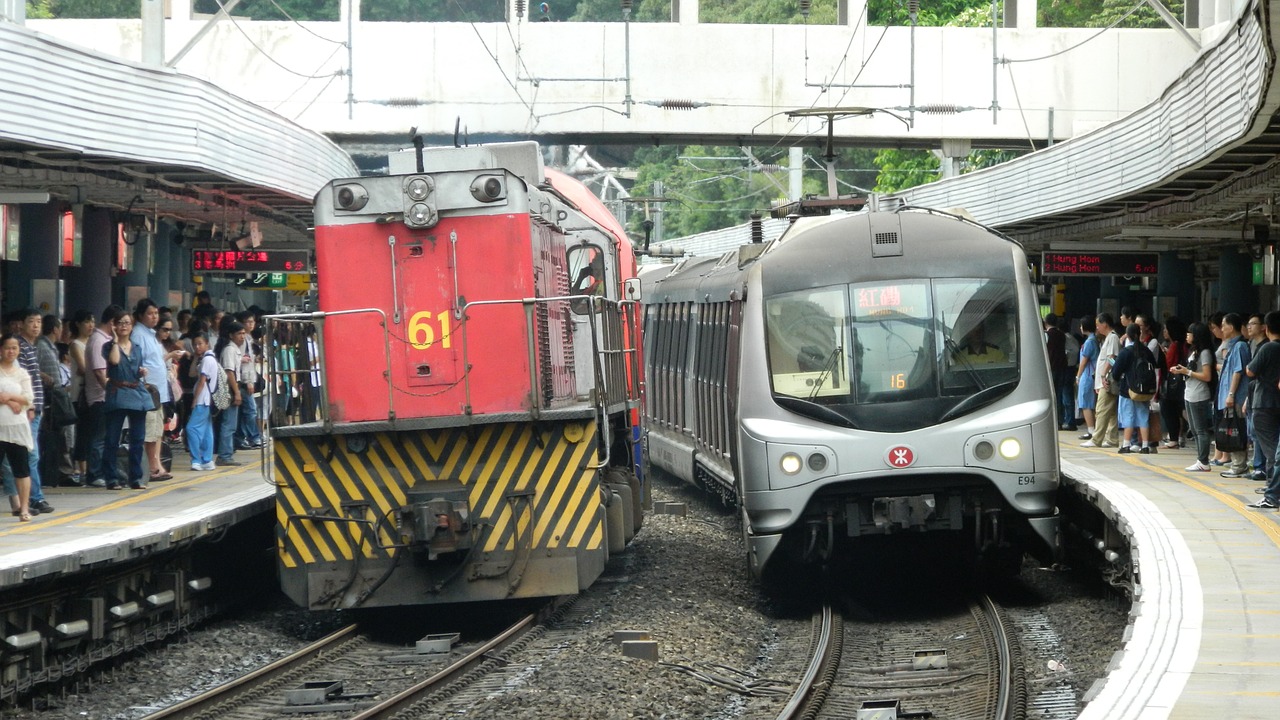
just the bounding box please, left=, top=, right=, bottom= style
left=1084, top=312, right=1121, bottom=447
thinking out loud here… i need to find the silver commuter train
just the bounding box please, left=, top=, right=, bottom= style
left=640, top=209, right=1060, bottom=582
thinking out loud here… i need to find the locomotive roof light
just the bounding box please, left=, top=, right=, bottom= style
left=405, top=202, right=439, bottom=229
left=333, top=182, right=369, bottom=212
left=404, top=175, right=434, bottom=202
left=998, top=438, right=1021, bottom=459
left=470, top=175, right=506, bottom=203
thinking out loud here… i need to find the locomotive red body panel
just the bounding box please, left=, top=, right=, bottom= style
left=315, top=212, right=553, bottom=422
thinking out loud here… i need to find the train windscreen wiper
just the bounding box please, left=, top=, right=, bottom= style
left=809, top=346, right=843, bottom=399
left=943, top=335, right=987, bottom=391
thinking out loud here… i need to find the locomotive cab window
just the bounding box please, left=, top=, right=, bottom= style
left=938, top=279, right=1019, bottom=391
left=766, top=288, right=850, bottom=399
left=568, top=244, right=607, bottom=314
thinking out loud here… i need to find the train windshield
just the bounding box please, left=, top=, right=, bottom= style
left=765, top=279, right=1019, bottom=430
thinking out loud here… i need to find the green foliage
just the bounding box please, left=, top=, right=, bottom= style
left=872, top=149, right=939, bottom=193
left=1041, top=0, right=1183, bottom=28
left=33, top=0, right=137, bottom=18
left=188, top=1, right=337, bottom=21
left=568, top=0, right=671, bottom=22
left=24, top=1, right=53, bottom=19
left=869, top=0, right=997, bottom=26
left=360, top=0, right=504, bottom=22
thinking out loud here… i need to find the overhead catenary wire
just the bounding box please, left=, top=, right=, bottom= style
left=261, top=0, right=347, bottom=44
left=212, top=0, right=345, bottom=79
left=1002, top=0, right=1148, bottom=64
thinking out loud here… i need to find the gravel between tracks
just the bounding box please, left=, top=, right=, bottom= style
left=11, top=476, right=1127, bottom=719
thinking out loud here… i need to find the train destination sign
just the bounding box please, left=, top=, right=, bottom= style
left=1040, top=251, right=1159, bottom=277
left=192, top=249, right=310, bottom=274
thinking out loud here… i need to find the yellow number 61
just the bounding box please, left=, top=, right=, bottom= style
left=409, top=311, right=452, bottom=350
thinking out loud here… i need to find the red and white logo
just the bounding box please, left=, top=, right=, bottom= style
left=885, top=445, right=916, bottom=468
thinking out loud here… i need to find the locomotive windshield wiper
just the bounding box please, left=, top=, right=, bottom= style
left=943, top=335, right=987, bottom=391
left=808, top=346, right=843, bottom=399
left=939, top=380, right=1019, bottom=423
left=773, top=395, right=856, bottom=428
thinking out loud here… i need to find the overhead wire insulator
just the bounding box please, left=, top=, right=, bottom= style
left=621, top=0, right=633, bottom=9
left=917, top=104, right=964, bottom=115
left=908, top=0, right=920, bottom=23
left=516, top=0, right=526, bottom=18
left=799, top=0, right=812, bottom=16
left=656, top=99, right=698, bottom=110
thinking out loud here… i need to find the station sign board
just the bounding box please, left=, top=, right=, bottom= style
left=192, top=249, right=309, bottom=274
left=1040, top=251, right=1159, bottom=276
left=235, top=272, right=313, bottom=291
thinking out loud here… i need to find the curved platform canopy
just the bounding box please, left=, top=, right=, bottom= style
left=0, top=20, right=358, bottom=244
left=882, top=0, right=1280, bottom=251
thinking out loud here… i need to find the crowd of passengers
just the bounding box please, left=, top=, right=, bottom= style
left=0, top=292, right=285, bottom=521
left=1045, top=306, right=1280, bottom=510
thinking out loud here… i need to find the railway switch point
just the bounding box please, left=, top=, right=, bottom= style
left=621, top=640, right=659, bottom=661
left=612, top=629, right=651, bottom=644
left=416, top=633, right=461, bottom=654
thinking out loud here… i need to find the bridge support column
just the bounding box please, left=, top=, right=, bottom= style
left=673, top=0, right=698, bottom=24
left=1006, top=0, right=1037, bottom=29
left=839, top=1, right=868, bottom=27
left=0, top=0, right=24, bottom=24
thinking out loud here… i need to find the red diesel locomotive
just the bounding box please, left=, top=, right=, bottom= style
left=270, top=141, right=644, bottom=609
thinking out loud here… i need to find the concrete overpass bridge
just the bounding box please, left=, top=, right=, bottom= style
left=20, top=0, right=1222, bottom=171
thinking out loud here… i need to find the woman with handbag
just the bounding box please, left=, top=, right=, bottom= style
left=0, top=335, right=36, bottom=520
left=97, top=312, right=153, bottom=490
left=1160, top=317, right=1189, bottom=449
left=68, top=309, right=94, bottom=484
left=1172, top=322, right=1217, bottom=471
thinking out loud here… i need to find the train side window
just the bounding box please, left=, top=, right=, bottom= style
left=568, top=245, right=606, bottom=298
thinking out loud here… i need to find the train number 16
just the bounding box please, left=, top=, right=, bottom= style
left=409, top=310, right=453, bottom=350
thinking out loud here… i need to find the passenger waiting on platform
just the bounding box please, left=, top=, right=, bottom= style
left=1245, top=314, right=1268, bottom=479
left=1136, top=315, right=1163, bottom=453
left=1209, top=311, right=1230, bottom=466
left=1061, top=315, right=1079, bottom=431
left=35, top=315, right=69, bottom=484
left=1084, top=313, right=1121, bottom=448
left=214, top=321, right=246, bottom=467
left=187, top=334, right=217, bottom=472
left=176, top=309, right=192, bottom=337
left=68, top=309, right=94, bottom=485
left=1216, top=313, right=1252, bottom=478
left=5, top=309, right=53, bottom=515
left=99, top=311, right=152, bottom=490
left=1245, top=311, right=1280, bottom=487
left=1043, top=314, right=1069, bottom=430
left=1076, top=316, right=1099, bottom=441
left=82, top=305, right=121, bottom=488
left=1111, top=324, right=1157, bottom=454
left=0, top=334, right=36, bottom=521
left=1160, top=317, right=1189, bottom=449
left=176, top=318, right=209, bottom=449
left=233, top=310, right=263, bottom=451
left=132, top=299, right=178, bottom=482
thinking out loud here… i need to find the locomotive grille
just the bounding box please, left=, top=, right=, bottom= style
left=872, top=230, right=902, bottom=257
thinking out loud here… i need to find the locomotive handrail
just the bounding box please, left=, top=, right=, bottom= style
left=460, top=294, right=632, bottom=467
left=264, top=308, right=394, bottom=441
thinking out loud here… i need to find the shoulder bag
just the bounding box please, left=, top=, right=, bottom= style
left=1214, top=408, right=1247, bottom=453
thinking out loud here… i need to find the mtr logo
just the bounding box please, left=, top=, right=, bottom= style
left=884, top=445, right=916, bottom=468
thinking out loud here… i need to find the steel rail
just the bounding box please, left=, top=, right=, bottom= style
left=142, top=623, right=361, bottom=719
left=350, top=612, right=538, bottom=720
left=775, top=604, right=835, bottom=720
left=980, top=594, right=1019, bottom=720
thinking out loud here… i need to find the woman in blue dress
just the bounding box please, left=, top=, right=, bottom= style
left=1075, top=316, right=1099, bottom=440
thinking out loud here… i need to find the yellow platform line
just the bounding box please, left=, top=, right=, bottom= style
left=0, top=461, right=262, bottom=537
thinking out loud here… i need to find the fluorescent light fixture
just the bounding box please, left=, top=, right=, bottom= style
left=0, top=191, right=50, bottom=204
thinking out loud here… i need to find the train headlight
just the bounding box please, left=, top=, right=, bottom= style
left=974, top=441, right=994, bottom=461
left=470, top=175, right=506, bottom=202
left=333, top=183, right=369, bottom=211
left=998, top=438, right=1021, bottom=459
left=780, top=453, right=803, bottom=475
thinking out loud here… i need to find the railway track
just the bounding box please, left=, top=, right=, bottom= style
left=141, top=608, right=546, bottom=720
left=777, top=596, right=1026, bottom=720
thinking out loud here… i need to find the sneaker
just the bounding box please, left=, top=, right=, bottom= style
left=1209, top=459, right=1228, bottom=466
left=1081, top=440, right=1099, bottom=448
left=1097, top=441, right=1116, bottom=448
left=1185, top=462, right=1210, bottom=472
left=200, top=462, right=217, bottom=471
left=88, top=478, right=107, bottom=488
left=1256, top=487, right=1267, bottom=494
left=1148, top=446, right=1157, bottom=454
left=1221, top=470, right=1250, bottom=478
left=1251, top=471, right=1268, bottom=482
left=1162, top=441, right=1180, bottom=449
left=129, top=482, right=149, bottom=490
left=215, top=458, right=244, bottom=467
left=1118, top=446, right=1133, bottom=454
left=1078, top=432, right=1093, bottom=440
left=33, top=500, right=54, bottom=514
left=1246, top=498, right=1278, bottom=509
left=1139, top=446, right=1151, bottom=455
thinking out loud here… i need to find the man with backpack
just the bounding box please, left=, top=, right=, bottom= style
left=1111, top=323, right=1159, bottom=454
